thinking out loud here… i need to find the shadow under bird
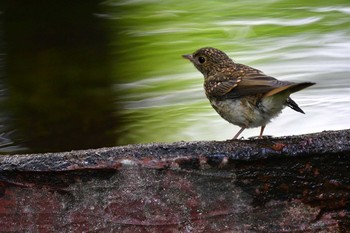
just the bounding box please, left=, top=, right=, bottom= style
left=183, top=47, right=315, bottom=139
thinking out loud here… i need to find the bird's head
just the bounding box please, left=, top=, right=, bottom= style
left=182, top=47, right=234, bottom=77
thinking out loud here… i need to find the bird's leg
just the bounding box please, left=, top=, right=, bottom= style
left=233, top=127, right=246, bottom=139
left=259, top=125, right=266, bottom=139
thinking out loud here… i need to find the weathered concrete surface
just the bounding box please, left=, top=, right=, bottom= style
left=0, top=129, right=350, bottom=232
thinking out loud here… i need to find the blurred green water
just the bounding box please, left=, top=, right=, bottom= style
left=111, top=0, right=350, bottom=144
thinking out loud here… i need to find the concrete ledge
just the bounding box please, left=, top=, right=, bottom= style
left=0, top=129, right=350, bottom=232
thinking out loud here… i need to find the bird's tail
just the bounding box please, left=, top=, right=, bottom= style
left=265, top=82, right=315, bottom=114
left=286, top=97, right=305, bottom=114
left=285, top=82, right=315, bottom=114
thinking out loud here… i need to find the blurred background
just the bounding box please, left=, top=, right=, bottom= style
left=0, top=0, right=349, bottom=154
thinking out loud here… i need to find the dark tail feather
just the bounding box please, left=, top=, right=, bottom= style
left=286, top=82, right=315, bottom=113
left=286, top=97, right=305, bottom=114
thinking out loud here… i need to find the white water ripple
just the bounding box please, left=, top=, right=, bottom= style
left=216, top=17, right=322, bottom=26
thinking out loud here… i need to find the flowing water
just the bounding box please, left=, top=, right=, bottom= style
left=0, top=0, right=350, bottom=153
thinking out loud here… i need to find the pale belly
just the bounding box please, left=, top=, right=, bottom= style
left=209, top=95, right=288, bottom=128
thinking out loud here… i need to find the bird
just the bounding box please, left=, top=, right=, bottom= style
left=182, top=47, right=315, bottom=139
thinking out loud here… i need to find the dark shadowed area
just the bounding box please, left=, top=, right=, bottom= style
left=0, top=1, right=121, bottom=153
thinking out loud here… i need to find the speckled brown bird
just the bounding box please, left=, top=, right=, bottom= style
left=183, top=47, right=315, bottom=139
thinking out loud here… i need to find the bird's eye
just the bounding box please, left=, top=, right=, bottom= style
left=198, top=57, right=206, bottom=64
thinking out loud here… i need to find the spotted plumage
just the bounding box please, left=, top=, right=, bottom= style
left=182, top=47, right=315, bottom=139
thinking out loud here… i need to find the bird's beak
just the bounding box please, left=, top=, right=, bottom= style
left=182, top=54, right=193, bottom=62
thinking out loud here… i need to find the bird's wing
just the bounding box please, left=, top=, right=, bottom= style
left=206, top=71, right=295, bottom=99
left=204, top=78, right=240, bottom=97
